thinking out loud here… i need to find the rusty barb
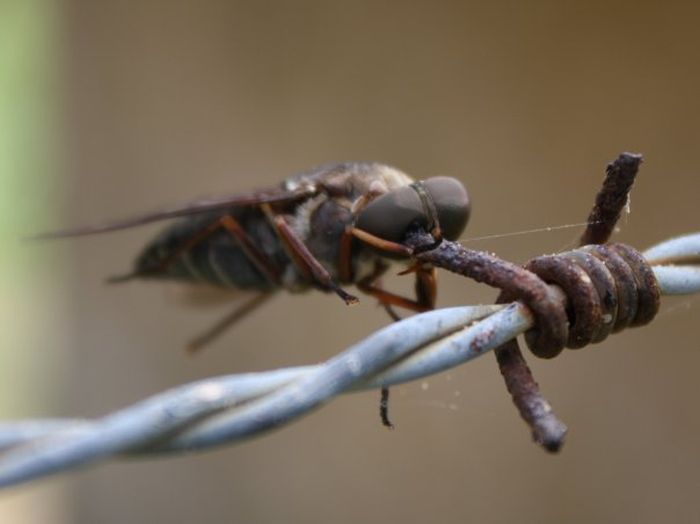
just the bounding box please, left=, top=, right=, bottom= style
left=0, top=154, right=698, bottom=488
left=408, top=152, right=650, bottom=451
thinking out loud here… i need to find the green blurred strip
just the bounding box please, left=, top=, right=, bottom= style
left=0, top=4, right=69, bottom=522
left=0, top=0, right=61, bottom=271
left=0, top=1, right=63, bottom=415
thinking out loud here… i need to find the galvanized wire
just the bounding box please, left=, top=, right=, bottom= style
left=0, top=232, right=698, bottom=489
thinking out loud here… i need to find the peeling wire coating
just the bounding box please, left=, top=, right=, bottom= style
left=0, top=232, right=698, bottom=489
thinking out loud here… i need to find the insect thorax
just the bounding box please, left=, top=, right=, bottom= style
left=285, top=162, right=414, bottom=285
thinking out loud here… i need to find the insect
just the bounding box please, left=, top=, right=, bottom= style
left=41, top=162, right=471, bottom=352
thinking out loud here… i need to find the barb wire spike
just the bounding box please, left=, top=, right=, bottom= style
left=0, top=232, right=698, bottom=489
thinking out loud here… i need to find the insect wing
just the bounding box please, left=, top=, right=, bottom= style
left=34, top=186, right=317, bottom=239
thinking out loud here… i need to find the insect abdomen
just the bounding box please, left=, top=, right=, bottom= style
left=133, top=210, right=290, bottom=290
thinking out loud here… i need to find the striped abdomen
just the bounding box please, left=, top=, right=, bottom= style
left=133, top=208, right=292, bottom=291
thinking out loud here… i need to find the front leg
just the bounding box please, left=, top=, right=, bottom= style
left=356, top=261, right=438, bottom=428
left=339, top=194, right=437, bottom=429
left=356, top=262, right=436, bottom=314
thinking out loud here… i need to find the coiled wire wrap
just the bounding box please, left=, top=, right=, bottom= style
left=0, top=232, right=697, bottom=489
left=522, top=243, right=660, bottom=357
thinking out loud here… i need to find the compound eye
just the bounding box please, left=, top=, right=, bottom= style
left=355, top=185, right=425, bottom=243
left=422, top=177, right=470, bottom=241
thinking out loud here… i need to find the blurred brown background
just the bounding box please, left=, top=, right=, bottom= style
left=2, top=1, right=700, bottom=522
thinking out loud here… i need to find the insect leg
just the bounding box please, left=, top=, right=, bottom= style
left=356, top=269, right=435, bottom=313
left=181, top=215, right=282, bottom=352
left=343, top=213, right=436, bottom=428
left=186, top=293, right=275, bottom=353
left=219, top=216, right=280, bottom=285
left=129, top=214, right=281, bottom=351
left=337, top=228, right=355, bottom=283
left=261, top=205, right=359, bottom=305
left=358, top=263, right=438, bottom=429
left=350, top=227, right=413, bottom=257
left=414, top=265, right=438, bottom=310
left=380, top=387, right=393, bottom=429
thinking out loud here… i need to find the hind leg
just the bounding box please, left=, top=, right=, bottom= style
left=187, top=292, right=275, bottom=353
left=109, top=214, right=282, bottom=352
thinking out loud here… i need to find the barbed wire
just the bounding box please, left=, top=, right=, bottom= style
left=0, top=232, right=697, bottom=489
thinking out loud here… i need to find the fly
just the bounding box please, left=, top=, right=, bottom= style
left=41, top=161, right=469, bottom=326
left=39, top=162, right=470, bottom=425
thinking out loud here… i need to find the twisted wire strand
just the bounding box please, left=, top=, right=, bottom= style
left=0, top=232, right=698, bottom=489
